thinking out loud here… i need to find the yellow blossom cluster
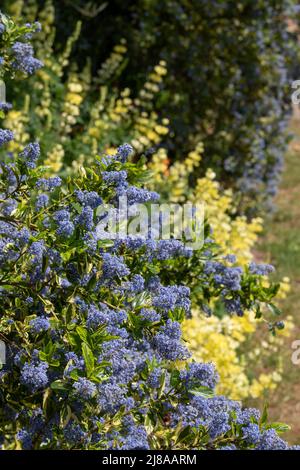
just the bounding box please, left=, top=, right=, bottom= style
left=85, top=59, right=169, bottom=158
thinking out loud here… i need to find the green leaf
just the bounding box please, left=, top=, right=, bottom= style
left=144, top=414, right=155, bottom=434
left=49, top=359, right=60, bottom=367
left=39, top=351, right=48, bottom=362
left=157, top=371, right=166, bottom=398
left=131, top=291, right=152, bottom=309
left=170, top=370, right=180, bottom=388
left=42, top=255, right=49, bottom=273
left=87, top=273, right=97, bottom=290
left=254, top=304, right=262, bottom=319
left=42, top=388, right=52, bottom=414
left=146, top=264, right=160, bottom=275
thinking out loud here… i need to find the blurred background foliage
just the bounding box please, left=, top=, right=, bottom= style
left=1, top=0, right=299, bottom=409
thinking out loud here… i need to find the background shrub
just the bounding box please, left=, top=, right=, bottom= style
left=0, top=13, right=296, bottom=450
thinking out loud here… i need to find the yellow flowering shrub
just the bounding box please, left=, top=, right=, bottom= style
left=182, top=312, right=293, bottom=400
left=83, top=57, right=169, bottom=159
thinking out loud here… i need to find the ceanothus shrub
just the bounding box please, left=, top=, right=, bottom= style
left=0, top=14, right=298, bottom=451
left=0, top=12, right=42, bottom=118
left=0, top=135, right=298, bottom=450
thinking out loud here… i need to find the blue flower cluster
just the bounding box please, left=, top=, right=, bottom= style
left=19, top=142, right=40, bottom=168
left=101, top=253, right=130, bottom=280
left=179, top=362, right=219, bottom=390
left=35, top=193, right=49, bottom=211
left=54, top=209, right=75, bottom=237
left=36, top=176, right=62, bottom=191
left=20, top=361, right=49, bottom=392
left=102, top=170, right=128, bottom=184
left=151, top=284, right=191, bottom=313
